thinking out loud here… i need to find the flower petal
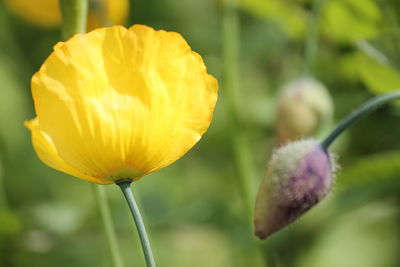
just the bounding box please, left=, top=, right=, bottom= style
left=29, top=25, right=218, bottom=183
left=24, top=118, right=109, bottom=184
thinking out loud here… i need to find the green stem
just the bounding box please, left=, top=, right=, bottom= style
left=59, top=0, right=89, bottom=40
left=92, top=184, right=125, bottom=267
left=116, top=180, right=156, bottom=267
left=222, top=0, right=255, bottom=220
left=59, top=2, right=123, bottom=267
left=222, top=3, right=268, bottom=266
left=0, top=158, right=8, bottom=209
left=303, top=0, right=326, bottom=75
left=321, top=90, right=400, bottom=149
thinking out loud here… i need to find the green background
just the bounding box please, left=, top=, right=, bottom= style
left=0, top=0, right=400, bottom=266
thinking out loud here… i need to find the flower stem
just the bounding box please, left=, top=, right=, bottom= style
left=303, top=0, right=326, bottom=76
left=321, top=90, right=400, bottom=149
left=59, top=0, right=88, bottom=40
left=222, top=0, right=255, bottom=220
left=59, top=2, right=123, bottom=266
left=116, top=180, right=156, bottom=267
left=0, top=158, right=9, bottom=210
left=92, top=184, right=125, bottom=267
left=222, top=2, right=269, bottom=266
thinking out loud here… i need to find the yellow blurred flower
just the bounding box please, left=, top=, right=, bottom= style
left=5, top=0, right=61, bottom=27
left=25, top=25, right=218, bottom=184
left=87, top=0, right=129, bottom=29
left=4, top=0, right=129, bottom=29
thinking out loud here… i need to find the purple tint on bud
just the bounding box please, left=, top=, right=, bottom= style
left=254, top=140, right=335, bottom=239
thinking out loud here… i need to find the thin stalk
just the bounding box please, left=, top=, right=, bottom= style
left=59, top=0, right=89, bottom=40
left=0, top=158, right=9, bottom=209
left=303, top=0, right=326, bottom=76
left=222, top=2, right=268, bottom=266
left=222, top=0, right=255, bottom=220
left=117, top=180, right=156, bottom=267
left=92, top=184, right=125, bottom=267
left=321, top=90, right=400, bottom=149
left=59, top=2, right=123, bottom=267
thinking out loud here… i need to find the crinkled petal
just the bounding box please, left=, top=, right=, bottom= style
left=29, top=25, right=218, bottom=183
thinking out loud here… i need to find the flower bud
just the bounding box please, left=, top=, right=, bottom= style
left=254, top=139, right=336, bottom=239
left=276, top=77, right=333, bottom=145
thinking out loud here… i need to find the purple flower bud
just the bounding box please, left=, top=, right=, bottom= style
left=254, top=139, right=336, bottom=239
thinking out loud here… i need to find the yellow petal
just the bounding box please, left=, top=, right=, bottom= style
left=28, top=25, right=218, bottom=183
left=24, top=118, right=110, bottom=184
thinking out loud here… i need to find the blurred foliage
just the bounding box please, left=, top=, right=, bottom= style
left=0, top=0, right=400, bottom=267
left=239, top=0, right=306, bottom=39
left=340, top=150, right=400, bottom=186
left=321, top=0, right=382, bottom=44
left=356, top=30, right=400, bottom=94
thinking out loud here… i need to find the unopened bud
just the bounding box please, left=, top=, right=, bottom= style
left=276, top=77, right=333, bottom=145
left=254, top=139, right=336, bottom=239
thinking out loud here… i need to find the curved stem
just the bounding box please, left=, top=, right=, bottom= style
left=92, top=184, right=125, bottom=267
left=117, top=180, right=156, bottom=267
left=321, top=90, right=400, bottom=149
left=59, top=0, right=88, bottom=40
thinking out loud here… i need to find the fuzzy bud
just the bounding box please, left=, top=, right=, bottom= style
left=254, top=139, right=336, bottom=239
left=276, top=77, right=333, bottom=145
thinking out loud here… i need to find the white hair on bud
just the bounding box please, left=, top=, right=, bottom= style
left=254, top=139, right=338, bottom=239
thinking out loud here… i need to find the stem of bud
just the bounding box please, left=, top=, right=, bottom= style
left=321, top=90, right=400, bottom=149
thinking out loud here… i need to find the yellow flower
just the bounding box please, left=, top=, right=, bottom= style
left=4, top=0, right=129, bottom=29
left=5, top=0, right=61, bottom=27
left=25, top=25, right=218, bottom=184
left=87, top=0, right=129, bottom=30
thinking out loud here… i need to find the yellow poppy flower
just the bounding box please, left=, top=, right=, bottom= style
left=5, top=0, right=61, bottom=27
left=87, top=0, right=129, bottom=30
left=4, top=0, right=128, bottom=29
left=25, top=25, right=218, bottom=184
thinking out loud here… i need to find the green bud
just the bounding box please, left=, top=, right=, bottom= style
left=276, top=77, right=333, bottom=145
